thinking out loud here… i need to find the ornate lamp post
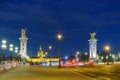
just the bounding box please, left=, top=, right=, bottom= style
left=57, top=33, right=63, bottom=68
left=9, top=44, right=14, bottom=61
left=104, top=45, right=110, bottom=65
left=1, top=40, right=7, bottom=61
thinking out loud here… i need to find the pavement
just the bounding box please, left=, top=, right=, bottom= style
left=0, top=64, right=120, bottom=80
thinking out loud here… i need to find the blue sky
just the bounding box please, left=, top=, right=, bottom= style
left=0, top=0, right=120, bottom=57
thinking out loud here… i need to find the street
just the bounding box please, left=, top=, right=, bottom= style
left=0, top=64, right=120, bottom=80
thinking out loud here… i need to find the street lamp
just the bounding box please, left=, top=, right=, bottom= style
left=44, top=52, right=48, bottom=63
left=43, top=54, right=46, bottom=57
left=48, top=45, right=52, bottom=66
left=1, top=39, right=7, bottom=61
left=15, top=47, right=19, bottom=53
left=76, top=51, right=80, bottom=55
left=15, top=47, right=19, bottom=61
left=19, top=50, right=23, bottom=62
left=76, top=51, right=80, bottom=61
left=96, top=55, right=99, bottom=63
left=104, top=45, right=110, bottom=65
left=112, top=54, right=115, bottom=63
left=9, top=44, right=14, bottom=61
left=48, top=45, right=52, bottom=50
left=101, top=56, right=104, bottom=64
left=45, top=52, right=48, bottom=55
left=57, top=33, right=63, bottom=68
left=104, top=45, right=110, bottom=51
left=85, top=52, right=88, bottom=61
left=57, top=33, right=63, bottom=40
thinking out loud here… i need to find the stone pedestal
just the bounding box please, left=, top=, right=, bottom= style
left=19, top=37, right=28, bottom=55
left=89, top=39, right=97, bottom=60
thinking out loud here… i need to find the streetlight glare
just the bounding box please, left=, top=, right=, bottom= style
left=57, top=33, right=63, bottom=40
left=15, top=47, right=19, bottom=53
left=1, top=45, right=7, bottom=49
left=48, top=46, right=52, bottom=50
left=9, top=44, right=14, bottom=52
left=104, top=45, right=110, bottom=51
left=10, top=48, right=14, bottom=51
left=75, top=54, right=78, bottom=58
left=65, top=56, right=68, bottom=60
left=9, top=44, right=14, bottom=47
left=15, top=50, right=18, bottom=53
left=85, top=52, right=88, bottom=55
left=76, top=51, right=80, bottom=55
left=19, top=50, right=22, bottom=54
left=2, top=40, right=7, bottom=44
left=45, top=52, right=48, bottom=55
left=1, top=40, right=7, bottom=49
left=43, top=54, right=46, bottom=57
left=104, top=45, right=111, bottom=65
left=15, top=47, right=18, bottom=50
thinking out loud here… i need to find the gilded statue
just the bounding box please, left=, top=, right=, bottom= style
left=90, top=32, right=96, bottom=39
left=21, top=29, right=26, bottom=37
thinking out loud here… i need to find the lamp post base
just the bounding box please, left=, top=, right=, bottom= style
left=58, top=59, right=62, bottom=68
left=58, top=65, right=62, bottom=68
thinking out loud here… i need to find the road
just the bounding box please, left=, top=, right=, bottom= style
left=0, top=64, right=120, bottom=80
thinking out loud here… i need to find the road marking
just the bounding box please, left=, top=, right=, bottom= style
left=64, top=68, right=94, bottom=80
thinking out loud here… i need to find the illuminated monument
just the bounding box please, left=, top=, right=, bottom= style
left=30, top=46, right=59, bottom=66
left=88, top=32, right=97, bottom=60
left=19, top=28, right=28, bottom=55
left=30, top=46, right=44, bottom=62
left=19, top=29, right=59, bottom=65
left=37, top=46, right=44, bottom=58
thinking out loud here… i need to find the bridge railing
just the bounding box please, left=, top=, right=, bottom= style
left=0, top=61, right=22, bottom=71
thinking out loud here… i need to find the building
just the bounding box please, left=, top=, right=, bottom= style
left=30, top=46, right=59, bottom=66
left=30, top=46, right=44, bottom=63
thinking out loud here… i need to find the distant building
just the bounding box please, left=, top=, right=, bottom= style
left=30, top=47, right=44, bottom=62
left=30, top=46, right=59, bottom=64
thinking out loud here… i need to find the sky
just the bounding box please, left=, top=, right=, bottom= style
left=0, top=0, right=120, bottom=57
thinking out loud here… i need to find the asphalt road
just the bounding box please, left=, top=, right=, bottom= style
left=0, top=64, right=120, bottom=80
